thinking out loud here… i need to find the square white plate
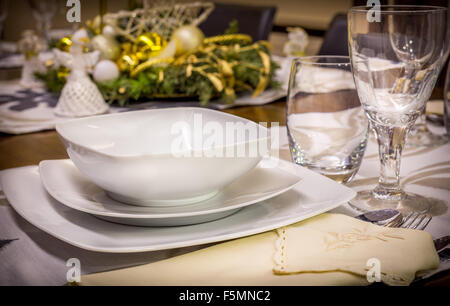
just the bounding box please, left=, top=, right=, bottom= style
left=39, top=158, right=302, bottom=226
left=0, top=164, right=356, bottom=253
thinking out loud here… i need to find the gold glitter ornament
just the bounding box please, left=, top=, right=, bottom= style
left=117, top=53, right=139, bottom=72
left=57, top=37, right=73, bottom=53
left=56, top=36, right=90, bottom=53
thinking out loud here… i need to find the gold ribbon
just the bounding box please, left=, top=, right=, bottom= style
left=252, top=51, right=271, bottom=97
left=130, top=57, right=174, bottom=77
left=134, top=33, right=167, bottom=60
left=203, top=34, right=252, bottom=45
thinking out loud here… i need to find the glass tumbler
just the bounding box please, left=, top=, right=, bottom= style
left=445, top=62, right=450, bottom=136
left=287, top=56, right=369, bottom=183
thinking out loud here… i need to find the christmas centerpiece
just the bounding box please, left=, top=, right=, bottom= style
left=36, top=1, right=279, bottom=111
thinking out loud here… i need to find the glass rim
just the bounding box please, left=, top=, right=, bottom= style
left=293, top=56, right=351, bottom=66
left=350, top=5, right=447, bottom=14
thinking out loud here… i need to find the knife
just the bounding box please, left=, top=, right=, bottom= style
left=434, top=236, right=450, bottom=253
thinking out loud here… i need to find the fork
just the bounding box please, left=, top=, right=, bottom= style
left=355, top=209, right=432, bottom=230
left=387, top=211, right=432, bottom=230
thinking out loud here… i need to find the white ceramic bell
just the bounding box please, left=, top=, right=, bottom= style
left=53, top=39, right=109, bottom=117
left=54, top=75, right=109, bottom=117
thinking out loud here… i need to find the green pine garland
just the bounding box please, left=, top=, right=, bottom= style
left=36, top=39, right=279, bottom=106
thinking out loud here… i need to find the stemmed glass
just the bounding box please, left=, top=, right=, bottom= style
left=0, top=0, right=9, bottom=41
left=28, top=0, right=57, bottom=43
left=445, top=63, right=450, bottom=136
left=348, top=6, right=448, bottom=213
left=407, top=2, right=450, bottom=147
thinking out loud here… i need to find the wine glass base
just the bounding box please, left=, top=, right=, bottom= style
left=348, top=190, right=431, bottom=215
left=406, top=129, right=448, bottom=147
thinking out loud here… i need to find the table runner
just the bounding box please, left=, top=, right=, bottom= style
left=0, top=82, right=288, bottom=135
left=0, top=56, right=292, bottom=134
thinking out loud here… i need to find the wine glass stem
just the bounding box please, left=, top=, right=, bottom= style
left=412, top=112, right=427, bottom=132
left=372, top=122, right=409, bottom=201
left=43, top=18, right=52, bottom=43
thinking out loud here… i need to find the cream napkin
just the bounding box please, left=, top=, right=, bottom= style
left=80, top=213, right=438, bottom=286
left=273, top=214, right=438, bottom=285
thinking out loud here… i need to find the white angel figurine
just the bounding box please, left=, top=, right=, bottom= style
left=53, top=33, right=109, bottom=117
left=283, top=27, right=309, bottom=57
left=17, top=30, right=46, bottom=88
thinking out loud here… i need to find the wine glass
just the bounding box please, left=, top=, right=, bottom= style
left=28, top=0, right=57, bottom=43
left=348, top=5, right=448, bottom=213
left=0, top=0, right=9, bottom=41
left=406, top=2, right=450, bottom=147
left=444, top=62, right=450, bottom=136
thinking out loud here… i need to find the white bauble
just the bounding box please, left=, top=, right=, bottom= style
left=91, top=34, right=121, bottom=60
left=93, top=60, right=119, bottom=83
left=171, top=25, right=204, bottom=56
left=102, top=25, right=116, bottom=37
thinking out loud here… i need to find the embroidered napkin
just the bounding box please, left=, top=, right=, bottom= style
left=273, top=214, right=439, bottom=285
left=80, top=213, right=439, bottom=286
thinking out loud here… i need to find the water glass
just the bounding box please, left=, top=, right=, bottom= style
left=286, top=56, right=369, bottom=183
left=28, top=0, right=57, bottom=43
left=445, top=63, right=450, bottom=136
left=0, top=0, right=9, bottom=41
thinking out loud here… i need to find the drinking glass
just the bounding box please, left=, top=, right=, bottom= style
left=348, top=6, right=447, bottom=213
left=444, top=63, right=450, bottom=136
left=28, top=0, right=57, bottom=43
left=287, top=56, right=369, bottom=183
left=407, top=1, right=450, bottom=147
left=0, top=0, right=9, bottom=41
left=407, top=107, right=448, bottom=146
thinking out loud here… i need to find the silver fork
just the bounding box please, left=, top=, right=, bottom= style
left=389, top=211, right=432, bottom=230
left=356, top=209, right=432, bottom=230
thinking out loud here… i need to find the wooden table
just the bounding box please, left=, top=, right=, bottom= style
left=0, top=101, right=287, bottom=170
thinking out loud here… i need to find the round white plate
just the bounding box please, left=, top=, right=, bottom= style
left=39, top=158, right=302, bottom=226
left=1, top=165, right=355, bottom=253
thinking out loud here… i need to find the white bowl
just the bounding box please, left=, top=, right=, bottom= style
left=56, top=107, right=269, bottom=207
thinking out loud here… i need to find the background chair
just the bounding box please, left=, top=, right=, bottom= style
left=317, top=13, right=348, bottom=56
left=198, top=3, right=277, bottom=41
